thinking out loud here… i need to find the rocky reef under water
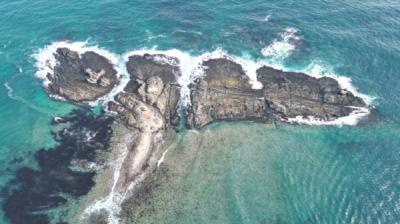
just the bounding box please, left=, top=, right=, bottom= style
left=3, top=46, right=370, bottom=224
left=3, top=109, right=114, bottom=224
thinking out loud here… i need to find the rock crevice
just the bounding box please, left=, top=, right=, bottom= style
left=38, top=49, right=369, bottom=223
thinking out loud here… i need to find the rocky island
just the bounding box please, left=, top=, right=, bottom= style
left=186, top=58, right=366, bottom=128
left=47, top=47, right=367, bottom=129
left=47, top=48, right=119, bottom=102
left=4, top=46, right=370, bottom=224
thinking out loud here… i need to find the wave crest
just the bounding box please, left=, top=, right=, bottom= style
left=32, top=41, right=130, bottom=106
left=261, top=27, right=301, bottom=60
left=32, top=38, right=373, bottom=126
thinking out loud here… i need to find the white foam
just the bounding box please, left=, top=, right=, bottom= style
left=125, top=48, right=265, bottom=105
left=89, top=56, right=130, bottom=107
left=228, top=52, right=264, bottom=89
left=151, top=54, right=180, bottom=66
left=83, top=143, right=129, bottom=224
left=33, top=41, right=116, bottom=85
left=258, top=28, right=374, bottom=126
left=156, top=148, right=169, bottom=167
left=32, top=41, right=129, bottom=106
left=302, top=62, right=375, bottom=105
left=172, top=29, right=203, bottom=36
left=5, top=82, right=16, bottom=100
left=145, top=30, right=167, bottom=42
left=261, top=27, right=300, bottom=61
left=33, top=40, right=372, bottom=126
left=262, top=15, right=271, bottom=22
left=262, top=61, right=373, bottom=126
left=287, top=106, right=370, bottom=126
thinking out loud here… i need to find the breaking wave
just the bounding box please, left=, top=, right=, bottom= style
left=261, top=27, right=301, bottom=61
left=262, top=15, right=271, bottom=22
left=124, top=48, right=263, bottom=106
left=32, top=41, right=130, bottom=106
left=287, top=107, right=370, bottom=126
left=32, top=33, right=373, bottom=126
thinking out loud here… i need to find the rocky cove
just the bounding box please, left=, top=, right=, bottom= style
left=3, top=45, right=370, bottom=224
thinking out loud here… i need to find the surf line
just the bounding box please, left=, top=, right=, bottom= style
left=31, top=38, right=375, bottom=223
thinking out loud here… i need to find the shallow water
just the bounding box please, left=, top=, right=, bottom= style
left=122, top=121, right=400, bottom=223
left=0, top=0, right=399, bottom=223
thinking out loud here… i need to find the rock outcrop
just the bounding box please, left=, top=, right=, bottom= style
left=40, top=48, right=369, bottom=223
left=103, top=54, right=182, bottom=207
left=116, top=54, right=181, bottom=128
left=186, top=59, right=267, bottom=128
left=46, top=48, right=368, bottom=129
left=257, top=66, right=366, bottom=120
left=47, top=48, right=119, bottom=102
left=186, top=58, right=367, bottom=128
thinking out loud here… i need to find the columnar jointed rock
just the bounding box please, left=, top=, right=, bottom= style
left=47, top=48, right=119, bottom=102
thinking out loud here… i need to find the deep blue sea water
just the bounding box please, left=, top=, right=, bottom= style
left=0, top=0, right=399, bottom=223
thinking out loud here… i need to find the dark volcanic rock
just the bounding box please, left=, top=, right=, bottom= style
left=45, top=49, right=368, bottom=130
left=48, top=48, right=119, bottom=102
left=186, top=58, right=368, bottom=128
left=186, top=58, right=267, bottom=128
left=257, top=66, right=366, bottom=120
left=27, top=50, right=370, bottom=223
left=126, top=54, right=179, bottom=84
left=202, top=58, right=253, bottom=90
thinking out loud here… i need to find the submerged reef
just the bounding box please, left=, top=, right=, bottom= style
left=3, top=109, right=114, bottom=224
left=3, top=45, right=370, bottom=224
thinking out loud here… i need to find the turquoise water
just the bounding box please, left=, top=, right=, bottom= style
left=125, top=121, right=400, bottom=224
left=0, top=0, right=399, bottom=223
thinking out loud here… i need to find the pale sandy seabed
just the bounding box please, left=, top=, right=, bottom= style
left=77, top=121, right=277, bottom=224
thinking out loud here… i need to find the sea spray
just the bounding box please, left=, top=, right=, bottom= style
left=28, top=39, right=375, bottom=224
left=302, top=62, right=375, bottom=105
left=287, top=107, right=370, bottom=126
left=124, top=47, right=265, bottom=106
left=259, top=28, right=374, bottom=125
left=32, top=41, right=130, bottom=106
left=124, top=48, right=218, bottom=106
left=261, top=27, right=301, bottom=62
left=262, top=15, right=271, bottom=22
left=34, top=40, right=373, bottom=126
left=83, top=139, right=130, bottom=224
